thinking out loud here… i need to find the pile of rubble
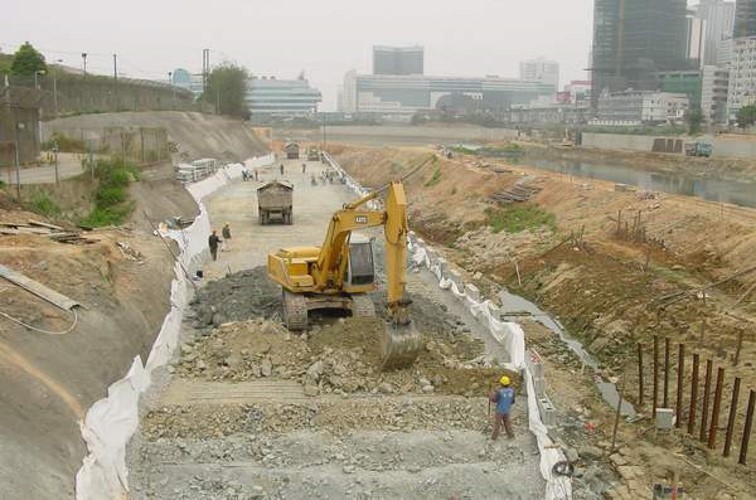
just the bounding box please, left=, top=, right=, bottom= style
left=174, top=316, right=512, bottom=398
left=189, top=267, right=282, bottom=327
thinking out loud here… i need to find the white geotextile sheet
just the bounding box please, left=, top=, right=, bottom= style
left=75, top=154, right=274, bottom=500
left=324, top=153, right=571, bottom=499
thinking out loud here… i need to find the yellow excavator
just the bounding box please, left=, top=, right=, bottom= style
left=267, top=180, right=422, bottom=369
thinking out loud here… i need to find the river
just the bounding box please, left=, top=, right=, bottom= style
left=523, top=158, right=756, bottom=208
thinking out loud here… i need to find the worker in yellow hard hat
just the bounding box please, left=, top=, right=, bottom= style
left=489, top=374, right=516, bottom=440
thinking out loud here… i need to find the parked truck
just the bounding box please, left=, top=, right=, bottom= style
left=257, top=180, right=294, bottom=225
left=307, top=147, right=320, bottom=161
left=684, top=141, right=712, bottom=157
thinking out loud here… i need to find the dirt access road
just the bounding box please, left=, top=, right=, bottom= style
left=127, top=157, right=547, bottom=498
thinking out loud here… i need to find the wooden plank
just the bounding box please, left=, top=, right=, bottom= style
left=28, top=219, right=64, bottom=231
left=0, top=264, right=79, bottom=310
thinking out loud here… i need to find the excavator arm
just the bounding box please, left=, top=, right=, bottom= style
left=310, top=181, right=419, bottom=368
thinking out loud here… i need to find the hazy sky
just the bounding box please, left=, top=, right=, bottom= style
left=4, top=0, right=603, bottom=109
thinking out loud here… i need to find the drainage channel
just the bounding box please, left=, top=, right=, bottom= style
left=498, top=289, right=637, bottom=418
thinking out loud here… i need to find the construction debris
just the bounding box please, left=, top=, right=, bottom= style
left=489, top=177, right=542, bottom=204
left=116, top=241, right=145, bottom=262
left=0, top=220, right=98, bottom=244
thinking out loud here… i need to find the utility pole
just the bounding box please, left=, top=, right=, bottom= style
left=53, top=62, right=60, bottom=118
left=216, top=88, right=220, bottom=114
left=82, top=53, right=88, bottom=76
left=113, top=54, right=118, bottom=111
left=14, top=121, right=24, bottom=199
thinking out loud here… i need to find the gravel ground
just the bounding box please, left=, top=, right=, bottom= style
left=127, top=161, right=547, bottom=499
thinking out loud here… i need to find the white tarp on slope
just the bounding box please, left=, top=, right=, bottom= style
left=75, top=154, right=274, bottom=500
left=323, top=152, right=571, bottom=499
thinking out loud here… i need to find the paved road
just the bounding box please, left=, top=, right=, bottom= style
left=4, top=153, right=85, bottom=185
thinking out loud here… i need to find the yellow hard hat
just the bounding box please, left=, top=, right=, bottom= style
left=499, top=375, right=511, bottom=386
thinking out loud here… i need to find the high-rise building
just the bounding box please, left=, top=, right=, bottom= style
left=591, top=0, right=689, bottom=105
left=694, top=0, right=736, bottom=66
left=687, top=15, right=707, bottom=66
left=735, top=0, right=756, bottom=37
left=701, top=65, right=730, bottom=123
left=726, top=36, right=756, bottom=118
left=373, top=46, right=424, bottom=75
left=519, top=58, right=560, bottom=91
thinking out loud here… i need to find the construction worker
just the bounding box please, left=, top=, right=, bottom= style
left=221, top=222, right=232, bottom=252
left=302, top=163, right=306, bottom=174
left=489, top=375, right=515, bottom=440
left=208, top=230, right=222, bottom=261
left=280, top=163, right=285, bottom=175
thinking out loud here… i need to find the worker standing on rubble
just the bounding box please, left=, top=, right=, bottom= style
left=489, top=375, right=515, bottom=440
left=208, top=230, right=222, bottom=261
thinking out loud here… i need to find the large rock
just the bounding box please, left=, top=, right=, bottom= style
left=261, top=358, right=273, bottom=377
left=306, top=360, right=325, bottom=381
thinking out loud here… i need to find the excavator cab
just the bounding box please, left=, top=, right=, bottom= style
left=346, top=234, right=375, bottom=286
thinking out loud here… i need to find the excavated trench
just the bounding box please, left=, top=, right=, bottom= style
left=126, top=159, right=550, bottom=499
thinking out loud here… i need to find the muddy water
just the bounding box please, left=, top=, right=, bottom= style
left=525, top=158, right=756, bottom=208
left=498, top=290, right=637, bottom=418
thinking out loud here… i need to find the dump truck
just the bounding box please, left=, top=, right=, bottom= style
left=307, top=147, right=320, bottom=161
left=257, top=180, right=293, bottom=225
left=684, top=141, right=712, bottom=157
left=284, top=142, right=300, bottom=160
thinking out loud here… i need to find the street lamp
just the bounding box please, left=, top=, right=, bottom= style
left=34, top=69, right=46, bottom=90
left=53, top=59, right=63, bottom=118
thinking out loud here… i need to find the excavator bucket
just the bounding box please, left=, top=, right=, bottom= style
left=381, top=320, right=423, bottom=371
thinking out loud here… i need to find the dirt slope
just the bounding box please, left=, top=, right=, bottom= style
left=334, top=144, right=756, bottom=499
left=43, top=111, right=268, bottom=162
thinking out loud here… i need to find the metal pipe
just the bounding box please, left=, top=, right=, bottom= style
left=708, top=367, right=725, bottom=449
left=688, top=353, right=699, bottom=434
left=723, top=377, right=741, bottom=457
left=739, top=390, right=755, bottom=465
left=700, top=359, right=712, bottom=442
left=637, top=343, right=644, bottom=407
left=653, top=336, right=659, bottom=419
left=676, top=343, right=685, bottom=428
left=664, top=337, right=670, bottom=408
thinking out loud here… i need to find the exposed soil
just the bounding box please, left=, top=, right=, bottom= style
left=334, top=144, right=756, bottom=500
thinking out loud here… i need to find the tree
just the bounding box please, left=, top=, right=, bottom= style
left=736, top=104, right=756, bottom=129
left=686, top=106, right=703, bottom=135
left=10, top=41, right=46, bottom=76
left=202, top=63, right=249, bottom=118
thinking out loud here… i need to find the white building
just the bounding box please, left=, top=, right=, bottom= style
left=519, top=58, right=559, bottom=91
left=687, top=15, right=707, bottom=66
left=701, top=65, right=730, bottom=123
left=727, top=36, right=756, bottom=120
left=694, top=0, right=737, bottom=66
left=596, top=91, right=690, bottom=125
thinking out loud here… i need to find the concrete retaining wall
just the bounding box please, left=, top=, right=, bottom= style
left=582, top=131, right=756, bottom=159
left=581, top=133, right=658, bottom=152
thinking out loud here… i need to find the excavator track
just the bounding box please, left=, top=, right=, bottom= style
left=350, top=294, right=376, bottom=317
left=282, top=290, right=308, bottom=331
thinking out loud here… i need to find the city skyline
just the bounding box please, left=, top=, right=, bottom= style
left=2, top=0, right=596, bottom=110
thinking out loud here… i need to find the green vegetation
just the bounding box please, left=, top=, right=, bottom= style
left=40, top=132, right=86, bottom=153
left=0, top=53, right=12, bottom=76
left=28, top=192, right=60, bottom=217
left=202, top=63, right=250, bottom=118
left=81, top=157, right=140, bottom=227
left=451, top=143, right=523, bottom=158
left=736, top=105, right=756, bottom=129
left=424, top=166, right=442, bottom=187
left=9, top=42, right=46, bottom=76
left=485, top=204, right=556, bottom=234
left=686, top=106, right=703, bottom=135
